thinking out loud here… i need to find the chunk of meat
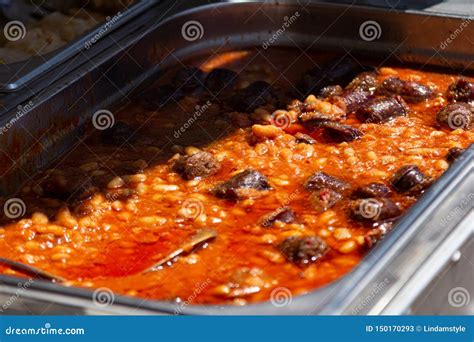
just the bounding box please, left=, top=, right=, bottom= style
left=295, top=98, right=346, bottom=124
left=228, top=81, right=276, bottom=112
left=171, top=67, right=205, bottom=92
left=260, top=207, right=295, bottom=227
left=436, top=102, right=473, bottom=130
left=346, top=71, right=378, bottom=92
left=350, top=198, right=401, bottom=224
left=446, top=79, right=474, bottom=103
left=100, top=121, right=135, bottom=145
left=297, top=57, right=369, bottom=96
left=277, top=236, right=329, bottom=266
left=352, top=183, right=391, bottom=198
left=304, top=172, right=350, bottom=193
left=317, top=85, right=343, bottom=99
left=172, top=151, right=220, bottom=180
left=213, top=169, right=272, bottom=201
left=294, top=132, right=317, bottom=145
left=309, top=188, right=343, bottom=213
left=391, top=165, right=428, bottom=194
left=356, top=96, right=408, bottom=123
left=330, top=88, right=371, bottom=113
left=445, top=147, right=465, bottom=163
left=205, top=68, right=237, bottom=94
left=377, top=77, right=433, bottom=103
left=320, top=122, right=364, bottom=142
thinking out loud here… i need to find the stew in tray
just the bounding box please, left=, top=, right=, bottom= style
left=0, top=48, right=472, bottom=305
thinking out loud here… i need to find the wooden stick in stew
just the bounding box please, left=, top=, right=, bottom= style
left=143, top=228, right=217, bottom=273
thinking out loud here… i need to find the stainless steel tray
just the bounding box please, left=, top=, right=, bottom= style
left=0, top=0, right=472, bottom=315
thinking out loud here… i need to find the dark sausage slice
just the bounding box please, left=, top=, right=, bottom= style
left=304, top=172, right=350, bottom=193
left=172, top=67, right=205, bottom=92
left=346, top=72, right=378, bottom=93
left=260, top=207, right=295, bottom=227
left=445, top=147, right=465, bottom=163
left=297, top=57, right=369, bottom=96
left=436, top=102, right=473, bottom=130
left=172, top=151, right=220, bottom=180
left=320, top=122, right=364, bottom=142
left=213, top=169, right=272, bottom=201
left=377, top=77, right=433, bottom=103
left=295, top=132, right=317, bottom=145
left=309, top=188, right=343, bottom=213
left=205, top=68, right=237, bottom=94
left=350, top=198, right=401, bottom=223
left=331, top=88, right=371, bottom=113
left=446, top=79, right=474, bottom=103
left=277, top=236, right=329, bottom=266
left=356, top=96, right=408, bottom=123
left=391, top=165, right=428, bottom=194
left=352, top=183, right=391, bottom=198
left=317, top=85, right=343, bottom=99
left=101, top=121, right=135, bottom=145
